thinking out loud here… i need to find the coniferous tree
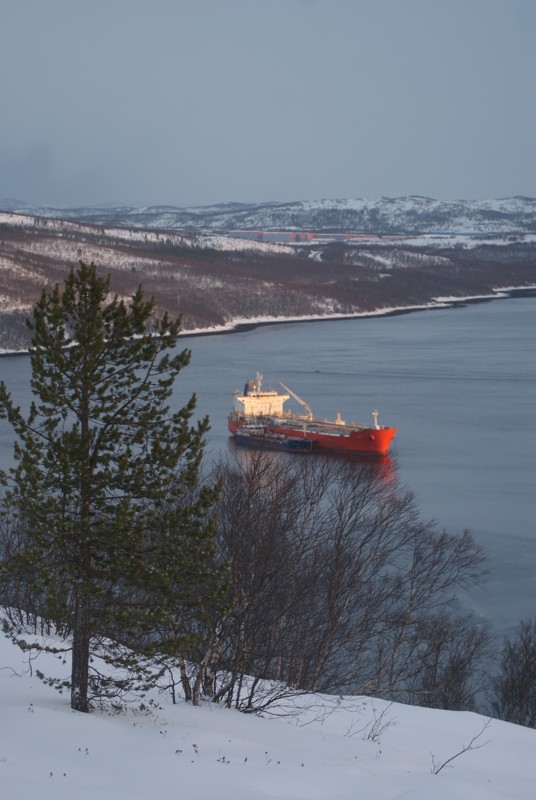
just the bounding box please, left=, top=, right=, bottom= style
left=0, top=262, right=225, bottom=712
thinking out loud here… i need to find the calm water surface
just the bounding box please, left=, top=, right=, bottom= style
left=1, top=296, right=535, bottom=636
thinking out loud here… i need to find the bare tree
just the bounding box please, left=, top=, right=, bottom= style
left=179, top=451, right=489, bottom=712
left=491, top=617, right=536, bottom=728
left=398, top=611, right=492, bottom=710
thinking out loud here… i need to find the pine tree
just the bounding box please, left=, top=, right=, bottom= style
left=0, top=262, right=225, bottom=712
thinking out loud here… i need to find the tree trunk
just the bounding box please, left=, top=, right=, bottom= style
left=71, top=595, right=91, bottom=712
left=72, top=370, right=92, bottom=713
left=176, top=652, right=192, bottom=702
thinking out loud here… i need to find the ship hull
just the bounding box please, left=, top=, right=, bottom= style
left=228, top=417, right=396, bottom=456
left=234, top=428, right=317, bottom=453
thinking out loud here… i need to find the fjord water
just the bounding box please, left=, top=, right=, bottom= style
left=1, top=296, right=534, bottom=636
left=180, top=295, right=536, bottom=638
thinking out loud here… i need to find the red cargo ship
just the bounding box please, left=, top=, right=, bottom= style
left=228, top=373, right=397, bottom=456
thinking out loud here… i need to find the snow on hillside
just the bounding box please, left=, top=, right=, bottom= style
left=0, top=211, right=38, bottom=228
left=3, top=196, right=536, bottom=235
left=197, top=234, right=294, bottom=255
left=372, top=233, right=536, bottom=249
left=0, top=212, right=296, bottom=257
left=296, top=196, right=536, bottom=233
left=1, top=632, right=535, bottom=800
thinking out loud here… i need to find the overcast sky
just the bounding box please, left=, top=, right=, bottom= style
left=1, top=0, right=535, bottom=208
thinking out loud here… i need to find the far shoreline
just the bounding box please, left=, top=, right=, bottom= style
left=1, top=285, right=535, bottom=357
left=177, top=284, right=536, bottom=340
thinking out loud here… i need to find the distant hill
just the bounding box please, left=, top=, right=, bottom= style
left=2, top=196, right=536, bottom=234
left=0, top=207, right=535, bottom=352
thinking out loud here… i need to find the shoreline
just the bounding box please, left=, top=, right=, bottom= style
left=1, top=284, right=535, bottom=356
left=176, top=284, right=536, bottom=340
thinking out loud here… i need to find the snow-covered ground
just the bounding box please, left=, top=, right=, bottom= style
left=198, top=234, right=295, bottom=255
left=1, top=633, right=534, bottom=800
left=373, top=233, right=536, bottom=249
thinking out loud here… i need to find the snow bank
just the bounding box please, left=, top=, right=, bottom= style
left=0, top=632, right=534, bottom=799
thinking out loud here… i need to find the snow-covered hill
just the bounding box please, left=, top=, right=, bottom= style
left=2, top=196, right=536, bottom=234
left=1, top=206, right=535, bottom=351
left=1, top=632, right=535, bottom=800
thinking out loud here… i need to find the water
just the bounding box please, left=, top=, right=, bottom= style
left=1, top=296, right=535, bottom=637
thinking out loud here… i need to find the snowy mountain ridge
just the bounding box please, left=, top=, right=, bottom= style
left=2, top=196, right=536, bottom=234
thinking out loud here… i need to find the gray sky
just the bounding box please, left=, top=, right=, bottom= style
left=1, top=0, right=535, bottom=207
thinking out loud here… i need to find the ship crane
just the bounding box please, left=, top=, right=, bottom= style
left=279, top=381, right=313, bottom=421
